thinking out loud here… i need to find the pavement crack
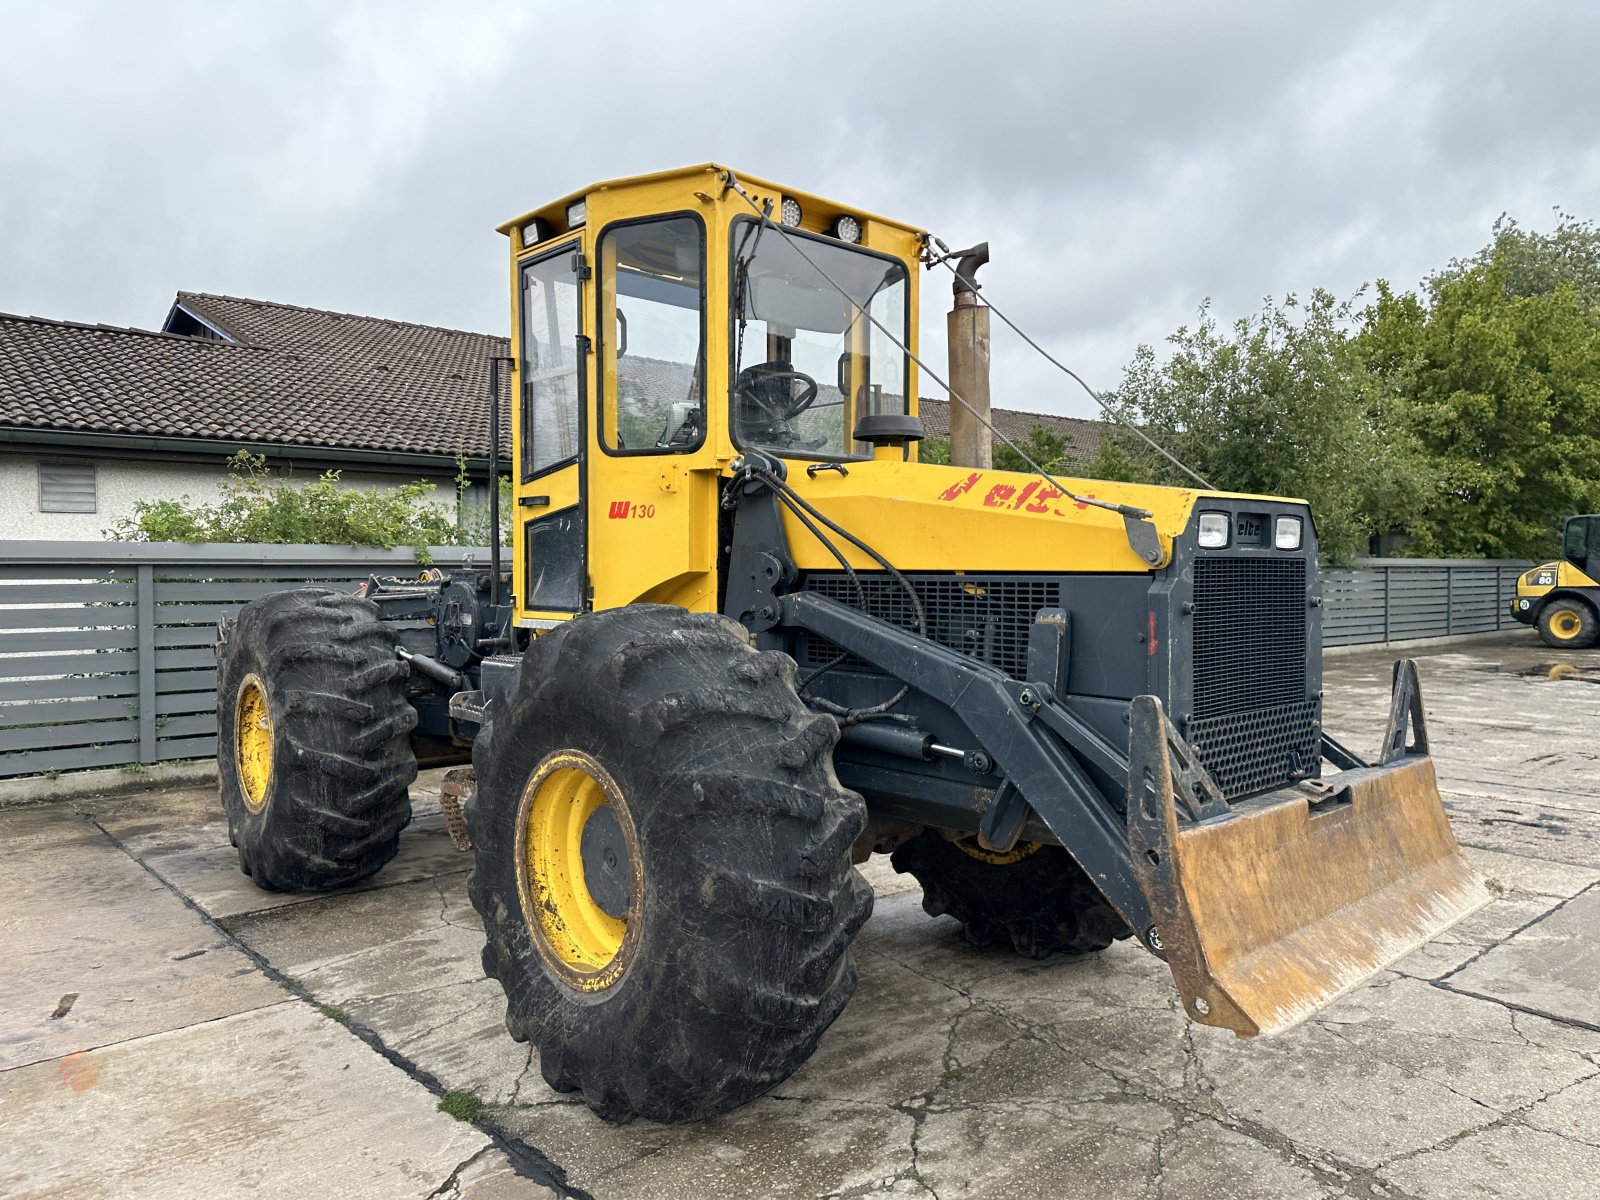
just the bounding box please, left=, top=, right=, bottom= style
left=426, top=1145, right=495, bottom=1199
left=79, top=813, right=590, bottom=1200
left=1435, top=877, right=1600, bottom=985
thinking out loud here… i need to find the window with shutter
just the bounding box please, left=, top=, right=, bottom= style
left=38, top=462, right=97, bottom=513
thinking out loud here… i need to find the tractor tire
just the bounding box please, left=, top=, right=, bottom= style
left=891, top=832, right=1131, bottom=959
left=218, top=587, right=418, bottom=892
left=1538, top=598, right=1599, bottom=649
left=466, top=605, right=872, bottom=1124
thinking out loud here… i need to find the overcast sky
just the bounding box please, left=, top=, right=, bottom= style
left=3, top=1, right=1597, bottom=419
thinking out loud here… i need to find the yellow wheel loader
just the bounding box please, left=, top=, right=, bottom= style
left=215, top=164, right=1488, bottom=1124
left=1512, top=514, right=1600, bottom=648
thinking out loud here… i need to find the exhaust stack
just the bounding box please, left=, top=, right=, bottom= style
left=946, top=243, right=992, bottom=469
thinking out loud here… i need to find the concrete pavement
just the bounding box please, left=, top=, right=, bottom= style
left=2, top=631, right=1599, bottom=1198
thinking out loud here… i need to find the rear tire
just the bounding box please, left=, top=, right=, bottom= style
left=1538, top=598, right=1598, bottom=649
left=466, top=605, right=871, bottom=1124
left=891, top=832, right=1131, bottom=958
left=218, top=588, right=417, bottom=891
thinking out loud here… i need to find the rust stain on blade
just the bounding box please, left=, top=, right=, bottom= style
left=1129, top=702, right=1490, bottom=1038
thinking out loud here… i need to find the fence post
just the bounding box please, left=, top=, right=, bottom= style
left=137, top=563, right=156, bottom=764
left=1382, top=567, right=1391, bottom=643
left=1446, top=569, right=1453, bottom=636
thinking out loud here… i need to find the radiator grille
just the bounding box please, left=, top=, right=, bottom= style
left=1189, top=556, right=1315, bottom=798
left=1189, top=699, right=1320, bottom=800
left=798, top=574, right=1060, bottom=679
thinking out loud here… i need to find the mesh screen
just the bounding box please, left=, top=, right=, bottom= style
left=798, top=574, right=1061, bottom=679
left=1189, top=557, right=1315, bottom=797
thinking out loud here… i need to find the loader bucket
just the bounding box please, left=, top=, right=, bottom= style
left=1127, top=695, right=1490, bottom=1038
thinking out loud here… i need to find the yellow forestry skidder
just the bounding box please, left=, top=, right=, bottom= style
left=215, top=164, right=1489, bottom=1123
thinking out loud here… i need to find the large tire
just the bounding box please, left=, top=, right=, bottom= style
left=218, top=588, right=418, bottom=891
left=1538, top=597, right=1599, bottom=649
left=891, top=832, right=1131, bottom=959
left=466, top=605, right=872, bottom=1124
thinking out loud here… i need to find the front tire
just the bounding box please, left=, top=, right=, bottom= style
left=1538, top=598, right=1598, bottom=649
left=466, top=605, right=871, bottom=1124
left=891, top=832, right=1131, bottom=958
left=218, top=588, right=418, bottom=891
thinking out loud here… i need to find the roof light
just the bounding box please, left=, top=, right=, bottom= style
left=1198, top=511, right=1229, bottom=549
left=779, top=196, right=803, bottom=228
left=1275, top=516, right=1303, bottom=551
left=566, top=200, right=587, bottom=230
left=833, top=215, right=861, bottom=244
left=520, top=219, right=550, bottom=248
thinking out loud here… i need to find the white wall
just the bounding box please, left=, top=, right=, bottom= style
left=0, top=452, right=455, bottom=541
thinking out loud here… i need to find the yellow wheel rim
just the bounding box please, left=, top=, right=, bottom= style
left=956, top=838, right=1043, bottom=866
left=235, top=674, right=274, bottom=814
left=515, top=750, right=641, bottom=992
left=1551, top=610, right=1583, bottom=640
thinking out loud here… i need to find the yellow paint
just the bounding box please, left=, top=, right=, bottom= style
left=500, top=164, right=1309, bottom=622
left=1548, top=607, right=1585, bottom=642
left=1516, top=558, right=1600, bottom=602
left=956, top=839, right=1043, bottom=866
left=514, top=750, right=639, bottom=992
left=235, top=674, right=273, bottom=814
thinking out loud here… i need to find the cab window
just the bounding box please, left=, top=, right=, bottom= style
left=519, top=245, right=582, bottom=480
left=729, top=215, right=909, bottom=460
left=598, top=216, right=706, bottom=453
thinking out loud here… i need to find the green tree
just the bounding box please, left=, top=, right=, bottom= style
left=993, top=424, right=1074, bottom=475
left=1093, top=290, right=1423, bottom=563
left=1360, top=245, right=1600, bottom=559
left=915, top=424, right=1073, bottom=473
left=110, top=451, right=463, bottom=561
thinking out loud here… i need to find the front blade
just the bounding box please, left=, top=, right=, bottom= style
left=1129, top=699, right=1490, bottom=1037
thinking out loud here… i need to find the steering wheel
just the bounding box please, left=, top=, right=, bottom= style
left=736, top=361, right=820, bottom=425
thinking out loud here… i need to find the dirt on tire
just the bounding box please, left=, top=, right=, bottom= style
left=891, top=831, right=1131, bottom=958
left=466, top=605, right=872, bottom=1124
left=218, top=587, right=417, bottom=891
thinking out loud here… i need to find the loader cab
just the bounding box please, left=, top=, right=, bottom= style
left=1562, top=514, right=1600, bottom=579
left=498, top=164, right=926, bottom=632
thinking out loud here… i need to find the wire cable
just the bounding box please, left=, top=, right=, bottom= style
left=931, top=250, right=1214, bottom=489
left=720, top=172, right=1159, bottom=526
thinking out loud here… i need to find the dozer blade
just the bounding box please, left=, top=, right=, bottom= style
left=1127, top=696, right=1490, bottom=1038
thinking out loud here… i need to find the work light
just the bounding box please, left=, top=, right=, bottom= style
left=566, top=200, right=587, bottom=230
left=780, top=196, right=803, bottom=227
left=833, top=215, right=861, bottom=244
left=1198, top=512, right=1229, bottom=549
left=1275, top=516, right=1303, bottom=550
left=521, top=219, right=549, bottom=248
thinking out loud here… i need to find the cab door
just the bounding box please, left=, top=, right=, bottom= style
left=589, top=213, right=718, bottom=612
left=516, top=242, right=588, bottom=621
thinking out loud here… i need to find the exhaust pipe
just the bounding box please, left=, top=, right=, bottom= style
left=946, top=242, right=992, bottom=469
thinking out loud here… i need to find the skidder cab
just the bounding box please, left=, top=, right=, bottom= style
left=215, top=163, right=1488, bottom=1124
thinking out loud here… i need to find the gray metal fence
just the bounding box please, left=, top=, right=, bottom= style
left=1322, top=559, right=1531, bottom=647
left=0, top=541, right=490, bottom=780
left=0, top=543, right=1535, bottom=779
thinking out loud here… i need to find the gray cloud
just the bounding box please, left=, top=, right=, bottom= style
left=3, top=1, right=1597, bottom=420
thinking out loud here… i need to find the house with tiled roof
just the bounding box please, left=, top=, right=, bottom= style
left=0, top=293, right=510, bottom=538
left=0, top=289, right=1109, bottom=539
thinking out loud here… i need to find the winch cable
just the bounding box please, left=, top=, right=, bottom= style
left=929, top=246, right=1214, bottom=489
left=722, top=172, right=1163, bottom=532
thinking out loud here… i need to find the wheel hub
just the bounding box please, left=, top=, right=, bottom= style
left=579, top=803, right=632, bottom=918
left=516, top=750, right=641, bottom=992
left=234, top=674, right=274, bottom=814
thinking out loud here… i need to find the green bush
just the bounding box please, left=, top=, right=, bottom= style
left=110, top=451, right=461, bottom=562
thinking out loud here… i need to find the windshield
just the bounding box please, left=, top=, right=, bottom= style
left=730, top=216, right=909, bottom=459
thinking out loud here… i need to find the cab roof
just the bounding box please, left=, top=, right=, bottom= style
left=496, top=162, right=928, bottom=240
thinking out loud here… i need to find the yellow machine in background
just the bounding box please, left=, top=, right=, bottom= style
left=216, top=163, right=1487, bottom=1125
left=1513, top=513, right=1600, bottom=647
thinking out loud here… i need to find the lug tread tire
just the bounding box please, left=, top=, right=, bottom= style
left=218, top=588, right=418, bottom=892
left=1538, top=597, right=1600, bottom=649
left=466, top=605, right=871, bottom=1124
left=891, top=832, right=1132, bottom=959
